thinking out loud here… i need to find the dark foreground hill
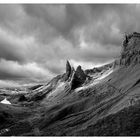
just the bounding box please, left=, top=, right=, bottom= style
left=1, top=32, right=140, bottom=136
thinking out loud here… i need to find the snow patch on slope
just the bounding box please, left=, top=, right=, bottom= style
left=1, top=98, right=11, bottom=104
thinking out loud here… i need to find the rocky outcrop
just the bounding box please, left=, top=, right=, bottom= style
left=63, top=60, right=73, bottom=81
left=120, top=32, right=140, bottom=66
left=65, top=60, right=72, bottom=80
left=62, top=61, right=88, bottom=89
left=70, top=66, right=87, bottom=90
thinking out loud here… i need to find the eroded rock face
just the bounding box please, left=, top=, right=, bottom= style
left=66, top=61, right=71, bottom=77
left=70, top=66, right=87, bottom=90
left=63, top=60, right=72, bottom=81
left=120, top=32, right=140, bottom=66
left=62, top=61, right=89, bottom=89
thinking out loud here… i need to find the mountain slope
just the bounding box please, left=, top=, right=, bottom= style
left=1, top=32, right=140, bottom=136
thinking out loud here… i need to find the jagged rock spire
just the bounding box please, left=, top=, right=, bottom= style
left=63, top=60, right=72, bottom=81
left=66, top=60, right=71, bottom=74
left=63, top=61, right=87, bottom=89
left=70, top=65, right=87, bottom=90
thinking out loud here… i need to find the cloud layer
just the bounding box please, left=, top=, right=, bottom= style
left=0, top=4, right=140, bottom=86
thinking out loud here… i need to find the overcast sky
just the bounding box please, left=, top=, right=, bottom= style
left=0, top=4, right=140, bottom=87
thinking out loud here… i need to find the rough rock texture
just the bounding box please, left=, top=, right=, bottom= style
left=63, top=60, right=72, bottom=81
left=70, top=66, right=87, bottom=90
left=120, top=32, right=140, bottom=66
left=62, top=60, right=76, bottom=82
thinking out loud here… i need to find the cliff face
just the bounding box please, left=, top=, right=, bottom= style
left=90, top=32, right=140, bottom=71
left=63, top=60, right=72, bottom=81
left=120, top=32, right=140, bottom=66
left=70, top=66, right=87, bottom=90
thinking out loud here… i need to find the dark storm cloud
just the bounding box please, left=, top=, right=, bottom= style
left=0, top=4, right=140, bottom=84
left=0, top=31, right=25, bottom=62
left=29, top=4, right=140, bottom=46
left=22, top=4, right=93, bottom=45
left=21, top=4, right=125, bottom=46
left=0, top=59, right=54, bottom=81
left=23, top=4, right=88, bottom=35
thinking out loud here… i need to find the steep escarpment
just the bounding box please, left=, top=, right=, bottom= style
left=87, top=32, right=140, bottom=72
left=119, top=32, right=140, bottom=66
